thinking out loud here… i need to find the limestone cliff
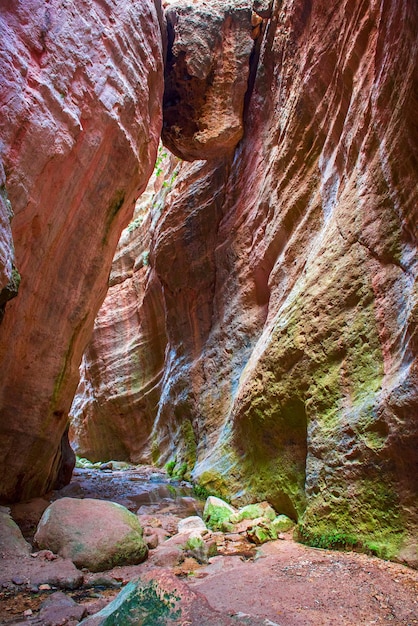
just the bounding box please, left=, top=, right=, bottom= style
left=73, top=0, right=418, bottom=567
left=0, top=0, right=165, bottom=502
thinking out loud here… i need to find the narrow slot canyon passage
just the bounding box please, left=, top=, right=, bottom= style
left=0, top=0, right=417, bottom=623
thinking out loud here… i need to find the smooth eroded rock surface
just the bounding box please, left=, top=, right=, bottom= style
left=0, top=506, right=31, bottom=557
left=69, top=153, right=177, bottom=464
left=34, top=498, right=148, bottom=572
left=72, top=0, right=418, bottom=565
left=0, top=0, right=164, bottom=502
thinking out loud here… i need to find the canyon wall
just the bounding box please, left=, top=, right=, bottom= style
left=0, top=0, right=165, bottom=502
left=73, top=0, right=417, bottom=567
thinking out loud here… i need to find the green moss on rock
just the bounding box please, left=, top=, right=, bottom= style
left=298, top=475, right=405, bottom=560
left=203, top=496, right=235, bottom=532
left=271, top=514, right=295, bottom=534
left=79, top=578, right=180, bottom=625
left=230, top=502, right=276, bottom=524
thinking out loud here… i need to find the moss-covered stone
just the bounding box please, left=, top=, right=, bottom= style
left=230, top=502, right=277, bottom=524
left=203, top=496, right=235, bottom=532
left=271, top=514, right=295, bottom=534
left=183, top=535, right=209, bottom=563
left=298, top=474, right=405, bottom=560
left=79, top=578, right=180, bottom=625
left=194, top=470, right=230, bottom=502
left=247, top=523, right=273, bottom=545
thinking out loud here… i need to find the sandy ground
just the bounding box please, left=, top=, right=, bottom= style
left=188, top=539, right=418, bottom=625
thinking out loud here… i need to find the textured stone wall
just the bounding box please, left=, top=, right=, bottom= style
left=72, top=0, right=417, bottom=567
left=0, top=0, right=165, bottom=502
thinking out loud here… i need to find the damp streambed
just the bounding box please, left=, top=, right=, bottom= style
left=51, top=463, right=204, bottom=518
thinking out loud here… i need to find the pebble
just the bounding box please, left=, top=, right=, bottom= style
left=39, top=583, right=52, bottom=590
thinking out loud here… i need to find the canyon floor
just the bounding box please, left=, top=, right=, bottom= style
left=1, top=466, right=417, bottom=625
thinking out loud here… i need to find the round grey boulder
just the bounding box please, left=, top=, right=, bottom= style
left=34, top=498, right=148, bottom=572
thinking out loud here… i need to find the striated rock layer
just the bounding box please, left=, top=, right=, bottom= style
left=70, top=152, right=177, bottom=462
left=0, top=0, right=165, bottom=502
left=72, top=0, right=418, bottom=565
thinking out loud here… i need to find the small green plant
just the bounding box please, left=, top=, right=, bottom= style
left=127, top=215, right=144, bottom=233
left=162, top=169, right=179, bottom=189
left=165, top=460, right=176, bottom=477
left=174, top=462, right=188, bottom=480
left=193, top=484, right=212, bottom=501
left=297, top=525, right=359, bottom=551
left=154, top=146, right=168, bottom=177
left=184, top=536, right=205, bottom=552
left=142, top=250, right=150, bottom=267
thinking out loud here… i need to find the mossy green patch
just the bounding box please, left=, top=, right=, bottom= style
left=165, top=460, right=176, bottom=477
left=80, top=578, right=180, bottom=625
left=247, top=525, right=271, bottom=545
left=166, top=418, right=197, bottom=481
left=110, top=531, right=148, bottom=571
left=194, top=470, right=230, bottom=502
left=183, top=535, right=210, bottom=563
left=0, top=265, right=21, bottom=307
left=298, top=474, right=405, bottom=560
left=230, top=240, right=386, bottom=531
left=203, top=496, right=235, bottom=532
left=75, top=456, right=103, bottom=469
left=230, top=502, right=276, bottom=524
left=180, top=419, right=197, bottom=469
left=271, top=514, right=294, bottom=533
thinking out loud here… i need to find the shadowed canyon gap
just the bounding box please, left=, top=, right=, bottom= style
left=1, top=0, right=418, bottom=568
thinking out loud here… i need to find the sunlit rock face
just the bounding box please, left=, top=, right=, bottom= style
left=162, top=0, right=254, bottom=161
left=70, top=154, right=178, bottom=463
left=0, top=161, right=18, bottom=322
left=72, top=0, right=418, bottom=565
left=0, top=0, right=165, bottom=502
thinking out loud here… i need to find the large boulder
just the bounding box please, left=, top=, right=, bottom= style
left=162, top=0, right=254, bottom=160
left=79, top=570, right=266, bottom=625
left=203, top=496, right=236, bottom=532
left=34, top=498, right=148, bottom=572
left=0, top=506, right=31, bottom=558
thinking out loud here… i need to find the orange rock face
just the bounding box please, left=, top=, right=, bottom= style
left=0, top=0, right=165, bottom=502
left=162, top=0, right=254, bottom=160
left=70, top=156, right=175, bottom=462
left=65, top=0, right=418, bottom=565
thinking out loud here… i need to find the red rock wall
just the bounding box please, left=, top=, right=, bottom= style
left=0, top=0, right=165, bottom=502
left=72, top=0, right=418, bottom=565
left=70, top=154, right=177, bottom=462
